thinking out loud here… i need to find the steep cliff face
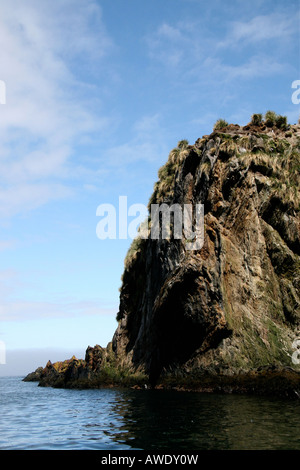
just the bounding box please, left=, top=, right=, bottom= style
left=112, top=119, right=300, bottom=392
left=24, top=118, right=300, bottom=396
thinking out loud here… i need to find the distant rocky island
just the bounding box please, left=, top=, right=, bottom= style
left=24, top=112, right=300, bottom=398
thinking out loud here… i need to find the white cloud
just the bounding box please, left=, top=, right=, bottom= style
left=0, top=0, right=113, bottom=218
left=104, top=114, right=169, bottom=166
left=0, top=299, right=116, bottom=322
left=0, top=265, right=117, bottom=321
left=0, top=240, right=16, bottom=251
left=0, top=182, right=73, bottom=218
left=146, top=21, right=201, bottom=68
left=202, top=55, right=286, bottom=82
left=219, top=12, right=299, bottom=48
left=146, top=9, right=298, bottom=83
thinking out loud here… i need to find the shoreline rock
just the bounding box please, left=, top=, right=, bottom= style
left=23, top=358, right=300, bottom=399
left=23, top=118, right=300, bottom=398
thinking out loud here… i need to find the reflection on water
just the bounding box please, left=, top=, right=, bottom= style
left=0, top=377, right=299, bottom=450
left=107, top=389, right=300, bottom=450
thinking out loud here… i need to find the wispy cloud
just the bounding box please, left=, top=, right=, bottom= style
left=0, top=0, right=113, bottom=218
left=218, top=12, right=299, bottom=48
left=146, top=22, right=192, bottom=67
left=146, top=20, right=205, bottom=69
left=0, top=299, right=116, bottom=322
left=0, top=265, right=116, bottom=321
left=0, top=240, right=16, bottom=251
left=202, top=55, right=286, bottom=82
left=0, top=183, right=73, bottom=218
left=104, top=113, right=169, bottom=167
left=0, top=264, right=117, bottom=322
left=146, top=9, right=298, bottom=79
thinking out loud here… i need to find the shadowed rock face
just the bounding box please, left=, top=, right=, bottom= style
left=24, top=120, right=300, bottom=397
left=112, top=121, right=300, bottom=392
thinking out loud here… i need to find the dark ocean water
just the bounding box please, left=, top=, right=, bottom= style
left=0, top=376, right=299, bottom=450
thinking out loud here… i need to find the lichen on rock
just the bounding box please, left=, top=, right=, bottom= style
left=24, top=116, right=300, bottom=397
left=113, top=117, right=300, bottom=396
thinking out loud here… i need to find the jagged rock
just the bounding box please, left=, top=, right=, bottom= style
left=112, top=121, right=300, bottom=395
left=23, top=343, right=147, bottom=389
left=23, top=367, right=44, bottom=382
left=85, top=344, right=105, bottom=371
left=24, top=120, right=300, bottom=397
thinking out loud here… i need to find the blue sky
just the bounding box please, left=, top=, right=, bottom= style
left=0, top=0, right=299, bottom=376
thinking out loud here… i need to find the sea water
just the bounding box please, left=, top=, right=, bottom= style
left=0, top=376, right=299, bottom=450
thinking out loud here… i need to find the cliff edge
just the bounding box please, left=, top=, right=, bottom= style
left=24, top=115, right=300, bottom=397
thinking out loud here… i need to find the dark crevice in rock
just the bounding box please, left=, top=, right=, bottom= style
left=23, top=121, right=300, bottom=397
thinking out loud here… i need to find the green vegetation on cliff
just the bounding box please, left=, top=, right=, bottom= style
left=24, top=114, right=300, bottom=397
left=116, top=114, right=300, bottom=395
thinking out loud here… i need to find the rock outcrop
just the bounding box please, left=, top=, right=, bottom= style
left=23, top=344, right=147, bottom=388
left=24, top=117, right=300, bottom=397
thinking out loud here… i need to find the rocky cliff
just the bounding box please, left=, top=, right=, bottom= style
left=24, top=115, right=300, bottom=397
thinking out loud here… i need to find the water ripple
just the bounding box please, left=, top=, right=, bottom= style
left=0, top=377, right=300, bottom=450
